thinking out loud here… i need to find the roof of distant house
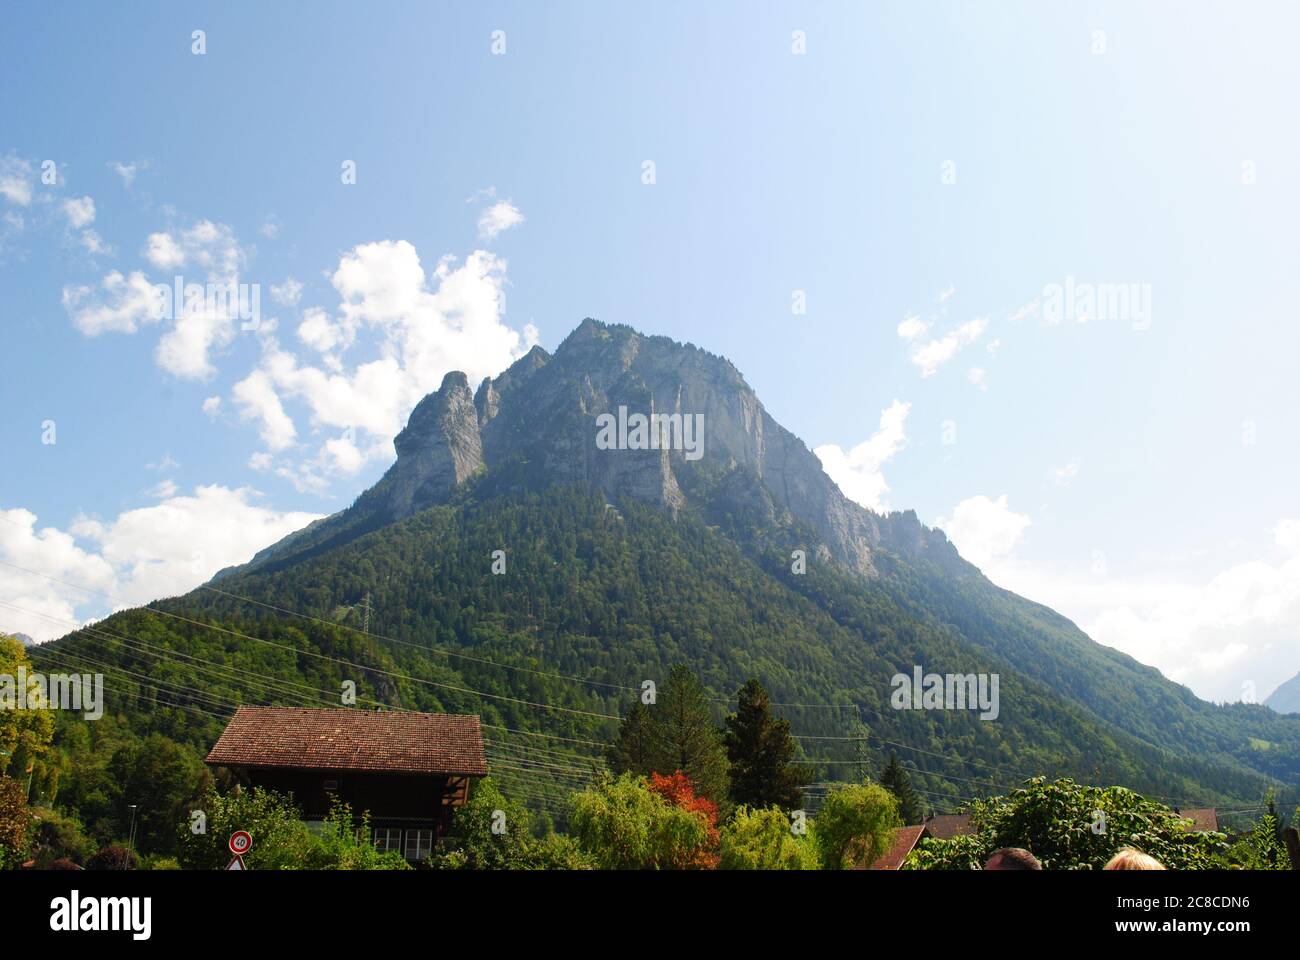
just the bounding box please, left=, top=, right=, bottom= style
left=205, top=706, right=488, bottom=776
left=1177, top=808, right=1219, bottom=832
left=924, top=813, right=975, bottom=839
left=867, top=825, right=927, bottom=870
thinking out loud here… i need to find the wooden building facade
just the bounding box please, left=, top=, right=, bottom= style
left=205, top=706, right=488, bottom=862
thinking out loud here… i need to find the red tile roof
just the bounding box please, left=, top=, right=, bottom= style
left=205, top=707, right=488, bottom=776
left=1178, top=808, right=1218, bottom=832
left=867, top=825, right=927, bottom=870
left=924, top=813, right=975, bottom=839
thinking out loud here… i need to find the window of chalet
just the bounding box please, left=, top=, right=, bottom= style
left=404, top=829, right=433, bottom=861
left=373, top=827, right=401, bottom=854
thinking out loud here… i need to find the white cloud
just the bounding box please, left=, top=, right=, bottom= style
left=63, top=270, right=161, bottom=335
left=68, top=218, right=249, bottom=379
left=815, top=400, right=910, bottom=512
left=145, top=453, right=180, bottom=472
left=202, top=395, right=222, bottom=417
left=145, top=479, right=178, bottom=499
left=79, top=229, right=110, bottom=255
left=477, top=200, right=524, bottom=241
left=897, top=313, right=929, bottom=342
left=936, top=494, right=1031, bottom=569
left=0, top=490, right=322, bottom=642
left=110, top=160, right=147, bottom=189
left=271, top=277, right=303, bottom=307
left=968, top=367, right=988, bottom=390
left=145, top=231, right=184, bottom=269
left=909, top=316, right=989, bottom=377
left=223, top=240, right=537, bottom=490
left=937, top=284, right=955, bottom=303
left=1053, top=458, right=1081, bottom=486
left=258, top=216, right=280, bottom=239
left=0, top=156, right=33, bottom=206
left=982, top=520, right=1300, bottom=704
left=62, top=196, right=95, bottom=229
left=233, top=368, right=297, bottom=451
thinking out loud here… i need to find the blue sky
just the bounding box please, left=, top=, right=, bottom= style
left=1, top=1, right=1297, bottom=703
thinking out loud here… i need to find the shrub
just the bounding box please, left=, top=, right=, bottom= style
left=86, top=844, right=138, bottom=871
left=570, top=773, right=714, bottom=869
left=719, top=805, right=820, bottom=870
left=905, top=778, right=1227, bottom=870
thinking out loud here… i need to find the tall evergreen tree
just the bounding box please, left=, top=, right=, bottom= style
left=723, top=678, right=805, bottom=810
left=609, top=665, right=730, bottom=806
left=879, top=752, right=925, bottom=825
left=607, top=701, right=656, bottom=775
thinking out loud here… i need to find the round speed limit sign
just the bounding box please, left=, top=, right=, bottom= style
left=229, top=831, right=253, bottom=856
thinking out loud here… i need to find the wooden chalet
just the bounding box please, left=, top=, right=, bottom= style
left=205, top=706, right=488, bottom=862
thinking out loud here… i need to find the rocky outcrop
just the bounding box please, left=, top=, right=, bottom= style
left=383, top=371, right=483, bottom=518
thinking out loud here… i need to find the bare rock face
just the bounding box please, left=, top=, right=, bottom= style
left=384, top=371, right=483, bottom=518
left=231, top=318, right=963, bottom=579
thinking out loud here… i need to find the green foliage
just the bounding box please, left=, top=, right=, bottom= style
left=719, top=805, right=819, bottom=870
left=105, top=733, right=209, bottom=856
left=0, top=635, right=55, bottom=782
left=569, top=773, right=714, bottom=869
left=905, top=778, right=1227, bottom=870
left=610, top=665, right=730, bottom=808
left=813, top=781, right=901, bottom=869
left=178, top=786, right=317, bottom=870
left=29, top=806, right=96, bottom=868
left=723, top=679, right=805, bottom=811
left=299, top=799, right=411, bottom=871
left=1219, top=795, right=1289, bottom=869
left=433, top=777, right=579, bottom=870
left=879, top=752, right=925, bottom=825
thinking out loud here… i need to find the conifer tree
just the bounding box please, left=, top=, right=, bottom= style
left=879, top=751, right=925, bottom=825
left=723, top=678, right=805, bottom=810
left=609, top=665, right=730, bottom=806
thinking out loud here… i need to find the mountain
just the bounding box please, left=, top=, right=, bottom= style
left=1266, top=672, right=1300, bottom=715
left=5, top=632, right=37, bottom=646
left=36, top=319, right=1300, bottom=812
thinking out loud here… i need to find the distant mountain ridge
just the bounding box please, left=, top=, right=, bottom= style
left=1266, top=671, right=1300, bottom=715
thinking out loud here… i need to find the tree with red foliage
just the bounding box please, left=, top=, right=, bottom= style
left=648, top=771, right=720, bottom=869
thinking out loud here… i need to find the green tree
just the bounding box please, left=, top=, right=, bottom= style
left=607, top=701, right=656, bottom=775
left=610, top=665, right=730, bottom=807
left=0, top=636, right=55, bottom=786
left=569, top=773, right=714, bottom=870
left=879, top=752, right=925, bottom=825
left=107, top=733, right=209, bottom=856
left=719, top=805, right=820, bottom=870
left=906, top=778, right=1227, bottom=870
left=723, top=679, right=805, bottom=811
left=814, top=781, right=900, bottom=869
left=436, top=777, right=537, bottom=870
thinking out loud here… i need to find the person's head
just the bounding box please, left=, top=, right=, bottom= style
left=983, top=847, right=1043, bottom=870
left=1104, top=848, right=1166, bottom=871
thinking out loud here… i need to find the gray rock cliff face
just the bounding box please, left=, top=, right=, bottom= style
left=361, top=318, right=961, bottom=575
left=219, top=318, right=964, bottom=579
left=382, top=371, right=483, bottom=519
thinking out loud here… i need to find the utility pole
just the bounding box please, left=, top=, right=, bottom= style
left=126, top=804, right=138, bottom=868
left=361, top=591, right=372, bottom=633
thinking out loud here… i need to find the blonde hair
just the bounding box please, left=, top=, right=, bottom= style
left=1104, top=847, right=1166, bottom=870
